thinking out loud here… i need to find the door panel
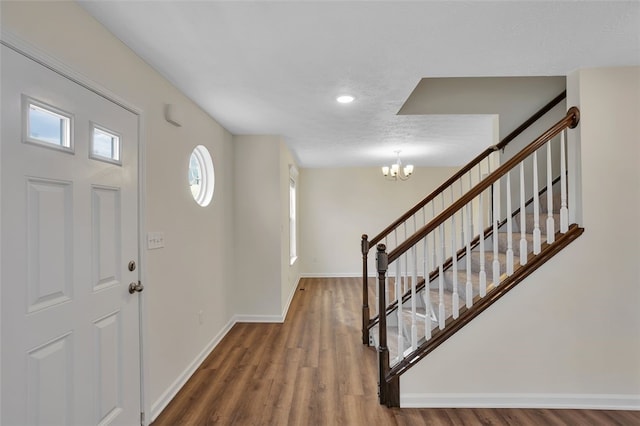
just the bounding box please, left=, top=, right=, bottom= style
left=94, top=310, right=123, bottom=424
left=26, top=177, right=74, bottom=312
left=27, top=332, right=73, bottom=425
left=92, top=186, right=122, bottom=291
left=1, top=45, right=141, bottom=425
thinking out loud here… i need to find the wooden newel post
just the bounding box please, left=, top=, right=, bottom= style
left=376, top=244, right=390, bottom=405
left=361, top=234, right=370, bottom=345
left=568, top=106, right=580, bottom=128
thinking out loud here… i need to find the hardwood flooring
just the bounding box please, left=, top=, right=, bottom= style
left=153, top=277, right=639, bottom=425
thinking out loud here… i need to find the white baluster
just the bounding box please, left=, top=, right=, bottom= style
left=423, top=231, right=430, bottom=278
left=465, top=203, right=473, bottom=308
left=492, top=182, right=500, bottom=286
left=468, top=171, right=474, bottom=237
left=412, top=214, right=419, bottom=282
left=519, top=162, right=528, bottom=265
left=492, top=149, right=500, bottom=173
left=533, top=151, right=542, bottom=254
left=403, top=223, right=408, bottom=293
left=478, top=190, right=487, bottom=297
left=488, top=150, right=493, bottom=175
left=396, top=259, right=403, bottom=361
left=459, top=180, right=465, bottom=246
left=375, top=264, right=379, bottom=316
left=394, top=229, right=398, bottom=254
left=411, top=246, right=418, bottom=350
left=441, top=193, right=446, bottom=267
left=431, top=202, right=437, bottom=269
left=421, top=206, right=427, bottom=282
left=546, top=141, right=555, bottom=243
left=424, top=234, right=432, bottom=341
left=560, top=130, right=569, bottom=233
left=451, top=215, right=459, bottom=318
left=438, top=223, right=445, bottom=330
left=506, top=171, right=514, bottom=275
left=424, top=296, right=432, bottom=340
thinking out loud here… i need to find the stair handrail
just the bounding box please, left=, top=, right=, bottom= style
left=360, top=90, right=567, bottom=344
left=388, top=106, right=579, bottom=264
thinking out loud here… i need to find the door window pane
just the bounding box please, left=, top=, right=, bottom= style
left=23, top=97, right=73, bottom=153
left=90, top=124, right=121, bottom=165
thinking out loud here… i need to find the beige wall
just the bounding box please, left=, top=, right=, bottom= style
left=233, top=136, right=281, bottom=316
left=280, top=142, right=300, bottom=313
left=233, top=135, right=300, bottom=319
left=400, top=76, right=566, bottom=141
left=400, top=67, right=640, bottom=407
left=299, top=166, right=460, bottom=276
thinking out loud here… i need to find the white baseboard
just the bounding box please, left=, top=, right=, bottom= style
left=233, top=313, right=285, bottom=323
left=149, top=276, right=302, bottom=422
left=300, top=272, right=371, bottom=278
left=400, top=392, right=640, bottom=410
left=235, top=276, right=301, bottom=323
left=149, top=317, right=235, bottom=422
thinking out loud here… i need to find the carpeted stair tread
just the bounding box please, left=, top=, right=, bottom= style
left=538, top=191, right=563, bottom=214
left=513, top=212, right=561, bottom=234
left=469, top=251, right=508, bottom=273
left=496, top=232, right=535, bottom=257
left=439, top=270, right=480, bottom=301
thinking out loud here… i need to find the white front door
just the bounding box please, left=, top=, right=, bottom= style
left=1, top=45, right=142, bottom=425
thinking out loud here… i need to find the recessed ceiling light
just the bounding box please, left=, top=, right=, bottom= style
left=336, top=95, right=355, bottom=104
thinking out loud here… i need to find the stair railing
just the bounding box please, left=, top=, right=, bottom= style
left=361, top=91, right=567, bottom=344
left=375, top=106, right=580, bottom=406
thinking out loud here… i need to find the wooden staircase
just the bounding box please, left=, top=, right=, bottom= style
left=361, top=95, right=584, bottom=406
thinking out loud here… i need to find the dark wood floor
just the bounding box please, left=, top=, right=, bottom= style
left=153, top=277, right=640, bottom=425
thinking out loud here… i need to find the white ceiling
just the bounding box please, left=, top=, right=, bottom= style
left=79, top=1, right=640, bottom=168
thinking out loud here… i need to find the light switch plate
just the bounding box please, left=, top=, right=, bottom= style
left=147, top=231, right=165, bottom=250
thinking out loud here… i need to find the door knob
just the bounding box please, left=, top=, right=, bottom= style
left=129, top=281, right=144, bottom=294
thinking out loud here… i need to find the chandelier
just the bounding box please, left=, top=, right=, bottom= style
left=382, top=150, right=414, bottom=181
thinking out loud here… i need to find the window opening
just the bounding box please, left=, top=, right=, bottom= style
left=90, top=123, right=121, bottom=165
left=23, top=96, right=73, bottom=153
left=188, top=145, right=215, bottom=207
left=289, top=165, right=298, bottom=265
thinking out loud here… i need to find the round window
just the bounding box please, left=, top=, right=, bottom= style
left=188, top=145, right=214, bottom=206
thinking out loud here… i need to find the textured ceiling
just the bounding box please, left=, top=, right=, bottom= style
left=79, top=1, right=640, bottom=168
